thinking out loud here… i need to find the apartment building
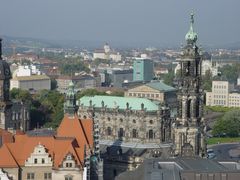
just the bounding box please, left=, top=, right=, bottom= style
left=206, top=80, right=240, bottom=107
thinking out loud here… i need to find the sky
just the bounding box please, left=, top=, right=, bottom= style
left=0, top=0, right=239, bottom=47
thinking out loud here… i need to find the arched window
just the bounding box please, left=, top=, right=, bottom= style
left=149, top=129, right=154, bottom=139
left=132, top=129, right=137, bottom=138
left=107, top=127, right=112, bottom=135
left=118, top=128, right=124, bottom=139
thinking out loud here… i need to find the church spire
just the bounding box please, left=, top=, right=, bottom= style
left=185, top=12, right=198, bottom=44
left=64, top=81, right=77, bottom=117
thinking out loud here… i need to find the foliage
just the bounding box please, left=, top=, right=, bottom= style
left=207, top=137, right=240, bottom=145
left=162, top=70, right=175, bottom=86
left=205, top=106, right=237, bottom=113
left=110, top=90, right=124, bottom=97
left=212, top=109, right=240, bottom=137
left=10, top=88, right=64, bottom=129
left=202, top=70, right=212, bottom=91
left=218, top=63, right=240, bottom=83
left=10, top=88, right=32, bottom=103
left=59, top=59, right=90, bottom=75
left=76, top=89, right=107, bottom=99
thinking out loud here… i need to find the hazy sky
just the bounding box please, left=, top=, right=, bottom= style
left=0, top=0, right=239, bottom=47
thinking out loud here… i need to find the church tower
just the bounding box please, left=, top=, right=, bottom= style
left=0, top=38, right=12, bottom=130
left=64, top=81, right=77, bottom=117
left=173, top=13, right=206, bottom=157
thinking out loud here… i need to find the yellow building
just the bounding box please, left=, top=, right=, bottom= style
left=125, top=81, right=177, bottom=107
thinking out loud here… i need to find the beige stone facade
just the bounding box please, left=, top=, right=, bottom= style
left=125, top=81, right=177, bottom=108
left=78, top=105, right=172, bottom=144
left=206, top=80, right=240, bottom=107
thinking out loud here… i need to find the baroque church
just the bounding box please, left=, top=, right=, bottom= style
left=76, top=13, right=207, bottom=179
left=172, top=13, right=206, bottom=157
left=0, top=38, right=30, bottom=132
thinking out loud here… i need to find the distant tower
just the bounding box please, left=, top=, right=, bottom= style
left=173, top=13, right=206, bottom=157
left=64, top=81, right=77, bottom=117
left=0, top=38, right=13, bottom=130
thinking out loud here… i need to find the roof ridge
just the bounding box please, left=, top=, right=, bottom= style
left=77, top=116, right=92, bottom=154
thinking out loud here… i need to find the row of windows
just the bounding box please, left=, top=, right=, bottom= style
left=213, top=95, right=226, bottom=98
left=34, top=158, right=46, bottom=164
left=128, top=92, right=160, bottom=98
left=27, top=172, right=51, bottom=180
left=213, top=85, right=227, bottom=89
left=107, top=118, right=153, bottom=124
left=229, top=96, right=240, bottom=99
left=106, top=127, right=155, bottom=139
left=214, top=100, right=226, bottom=105
left=27, top=173, right=73, bottom=180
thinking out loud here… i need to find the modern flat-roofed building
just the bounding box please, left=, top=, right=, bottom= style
left=205, top=80, right=240, bottom=107
left=10, top=75, right=51, bottom=91
left=133, top=58, right=154, bottom=82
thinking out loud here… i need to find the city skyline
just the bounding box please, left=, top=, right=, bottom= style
left=0, top=0, right=239, bottom=47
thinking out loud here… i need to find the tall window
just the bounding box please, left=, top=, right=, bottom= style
left=44, top=173, right=52, bottom=180
left=149, top=130, right=154, bottom=139
left=118, top=128, right=124, bottom=139
left=132, top=129, right=137, bottom=138
left=27, top=173, right=35, bottom=180
left=65, top=175, right=73, bottom=180
left=107, top=127, right=112, bottom=135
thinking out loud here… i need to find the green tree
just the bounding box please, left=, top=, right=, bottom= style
left=163, top=71, right=175, bottom=86
left=76, top=89, right=107, bottom=99
left=212, top=109, right=240, bottom=137
left=10, top=88, right=32, bottom=102
left=218, top=63, right=240, bottom=83
left=202, top=70, right=212, bottom=91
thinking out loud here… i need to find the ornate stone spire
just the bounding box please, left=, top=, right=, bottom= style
left=185, top=12, right=198, bottom=44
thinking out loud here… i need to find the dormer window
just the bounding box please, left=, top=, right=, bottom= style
left=62, top=153, right=76, bottom=169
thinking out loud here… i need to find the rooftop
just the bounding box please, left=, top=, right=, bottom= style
left=12, top=74, right=50, bottom=81
left=78, top=95, right=160, bottom=111
left=146, top=81, right=176, bottom=92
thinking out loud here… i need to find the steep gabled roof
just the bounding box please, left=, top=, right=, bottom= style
left=0, top=114, right=94, bottom=170
left=0, top=144, right=18, bottom=168
left=57, top=114, right=93, bottom=151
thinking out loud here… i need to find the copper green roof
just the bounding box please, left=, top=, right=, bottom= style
left=78, top=95, right=159, bottom=111
left=146, top=81, right=176, bottom=92
left=185, top=12, right=198, bottom=44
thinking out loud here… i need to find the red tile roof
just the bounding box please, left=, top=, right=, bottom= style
left=0, top=114, right=94, bottom=169
left=0, top=128, right=14, bottom=145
